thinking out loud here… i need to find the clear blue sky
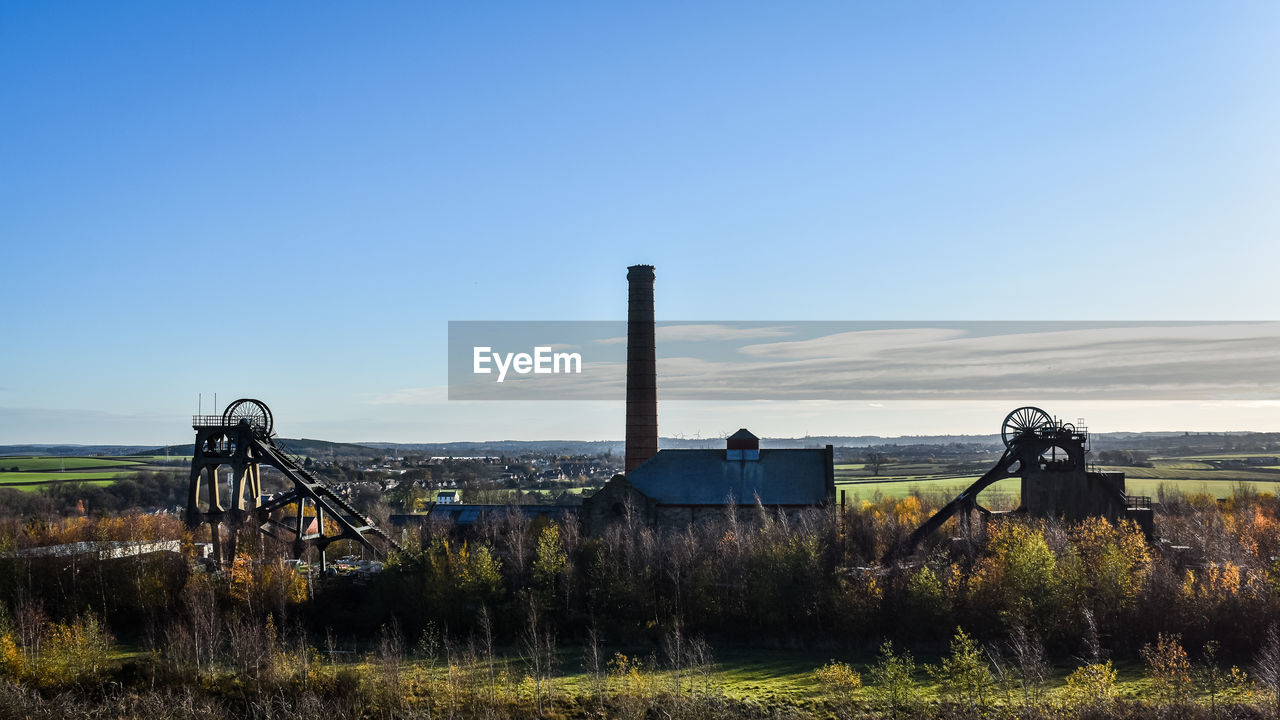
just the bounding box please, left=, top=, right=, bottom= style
left=2, top=2, right=1278, bottom=443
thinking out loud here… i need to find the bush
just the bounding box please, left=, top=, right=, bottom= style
left=928, top=626, right=994, bottom=710
left=868, top=640, right=919, bottom=720
left=814, top=660, right=861, bottom=718
left=1063, top=660, right=1117, bottom=709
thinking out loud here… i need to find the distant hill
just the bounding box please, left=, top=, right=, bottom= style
left=0, top=444, right=164, bottom=457
left=4, top=431, right=1274, bottom=458
left=0, top=438, right=381, bottom=460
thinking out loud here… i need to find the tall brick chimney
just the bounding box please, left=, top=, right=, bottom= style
left=625, top=264, right=658, bottom=473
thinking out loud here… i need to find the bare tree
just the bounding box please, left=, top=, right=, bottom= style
left=584, top=617, right=606, bottom=710
left=1007, top=624, right=1050, bottom=709
left=477, top=607, right=498, bottom=711
left=688, top=634, right=716, bottom=700
left=1255, top=624, right=1280, bottom=713
left=1079, top=608, right=1106, bottom=665
left=663, top=617, right=687, bottom=701
left=521, top=599, right=557, bottom=716
left=865, top=452, right=887, bottom=476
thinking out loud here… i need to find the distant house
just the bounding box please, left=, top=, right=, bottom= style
left=583, top=428, right=834, bottom=534
left=436, top=490, right=458, bottom=504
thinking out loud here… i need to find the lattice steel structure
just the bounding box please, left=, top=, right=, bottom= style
left=886, top=406, right=1152, bottom=561
left=187, top=399, right=401, bottom=567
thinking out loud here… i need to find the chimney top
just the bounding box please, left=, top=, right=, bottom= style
left=627, top=264, right=655, bottom=278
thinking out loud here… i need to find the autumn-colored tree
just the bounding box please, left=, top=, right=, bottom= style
left=814, top=659, right=862, bottom=720
left=532, top=523, right=567, bottom=608
left=969, top=520, right=1062, bottom=636
left=1142, top=632, right=1193, bottom=709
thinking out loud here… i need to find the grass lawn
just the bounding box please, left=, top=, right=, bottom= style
left=286, top=649, right=1212, bottom=708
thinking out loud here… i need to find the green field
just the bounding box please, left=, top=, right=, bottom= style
left=838, top=477, right=1021, bottom=508
left=0, top=455, right=192, bottom=493
left=1099, top=462, right=1278, bottom=482
left=2, top=479, right=119, bottom=492
left=833, top=454, right=1280, bottom=505
left=0, top=471, right=135, bottom=485
left=1164, top=452, right=1280, bottom=460
left=0, top=456, right=144, bottom=471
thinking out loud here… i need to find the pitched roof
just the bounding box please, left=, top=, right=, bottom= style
left=627, top=448, right=830, bottom=506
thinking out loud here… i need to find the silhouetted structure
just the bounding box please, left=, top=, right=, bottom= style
left=625, top=264, right=658, bottom=473
left=585, top=429, right=835, bottom=533
left=888, top=406, right=1153, bottom=561
left=187, top=399, right=401, bottom=568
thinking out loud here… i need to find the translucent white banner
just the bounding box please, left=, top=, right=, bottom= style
left=447, top=321, right=1280, bottom=401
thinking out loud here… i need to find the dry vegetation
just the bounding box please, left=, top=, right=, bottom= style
left=2, top=488, right=1280, bottom=718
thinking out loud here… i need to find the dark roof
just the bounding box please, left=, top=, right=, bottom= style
left=390, top=505, right=573, bottom=527
left=627, top=448, right=830, bottom=506
left=727, top=428, right=757, bottom=442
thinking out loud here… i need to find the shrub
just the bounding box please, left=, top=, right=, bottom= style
left=868, top=640, right=919, bottom=720
left=1063, top=660, right=1117, bottom=708
left=928, top=626, right=995, bottom=710
left=814, top=660, right=861, bottom=718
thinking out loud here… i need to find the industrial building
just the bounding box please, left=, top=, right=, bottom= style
left=584, top=428, right=834, bottom=533
left=583, top=265, right=836, bottom=534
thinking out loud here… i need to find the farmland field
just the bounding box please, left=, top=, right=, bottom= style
left=0, top=456, right=143, bottom=471
left=0, top=454, right=192, bottom=493
left=0, top=470, right=136, bottom=485
left=833, top=454, right=1280, bottom=504
left=1, top=479, right=118, bottom=492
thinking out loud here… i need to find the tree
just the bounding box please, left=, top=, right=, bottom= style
left=1198, top=640, right=1249, bottom=716
left=868, top=641, right=919, bottom=720
left=532, top=524, right=568, bottom=608
left=1006, top=624, right=1049, bottom=708
left=928, top=626, right=994, bottom=710
left=1255, top=625, right=1280, bottom=713
left=1142, top=633, right=1193, bottom=709
left=970, top=521, right=1062, bottom=635
left=864, top=452, right=887, bottom=476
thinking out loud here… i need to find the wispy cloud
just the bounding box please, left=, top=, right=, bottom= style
left=659, top=322, right=1280, bottom=400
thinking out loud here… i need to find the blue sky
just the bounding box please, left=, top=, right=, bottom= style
left=2, top=3, right=1278, bottom=443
